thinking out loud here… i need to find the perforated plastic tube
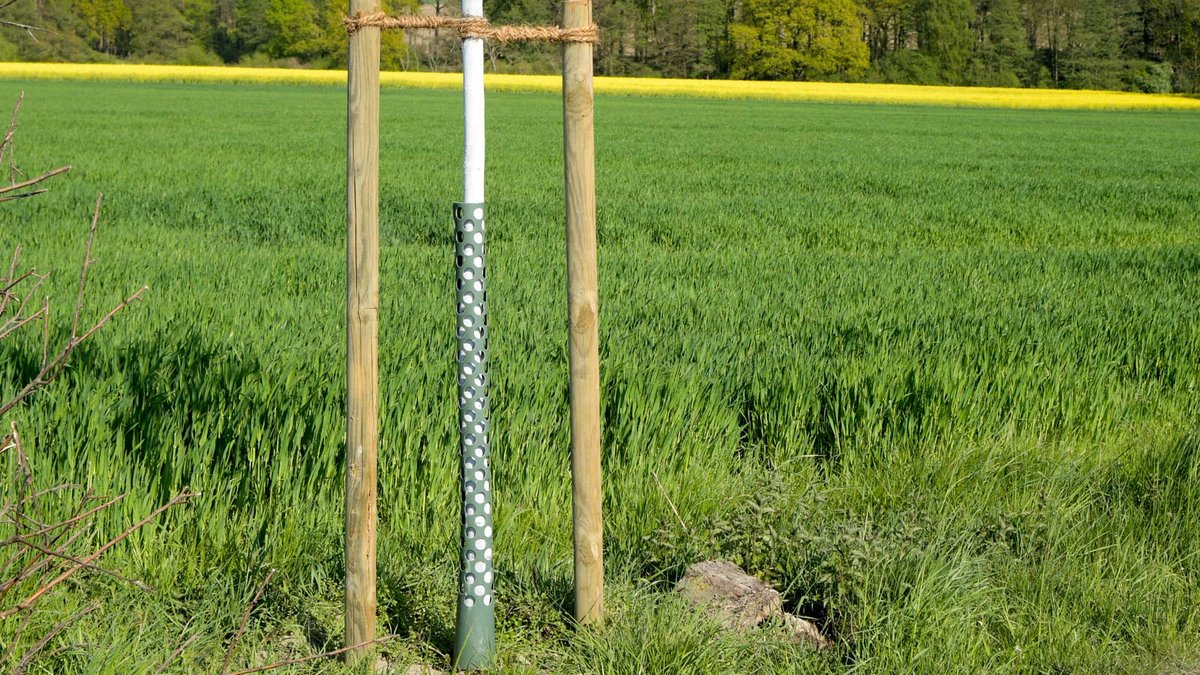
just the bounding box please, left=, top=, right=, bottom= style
left=452, top=202, right=495, bottom=670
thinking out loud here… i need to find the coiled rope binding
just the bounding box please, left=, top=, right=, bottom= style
left=344, top=12, right=600, bottom=44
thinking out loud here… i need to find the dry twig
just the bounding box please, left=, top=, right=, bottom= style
left=154, top=632, right=200, bottom=674
left=0, top=530, right=86, bottom=600
left=12, top=601, right=99, bottom=675
left=11, top=536, right=154, bottom=593
left=0, top=18, right=51, bottom=42
left=222, top=569, right=277, bottom=674
left=0, top=483, right=83, bottom=520
left=0, top=489, right=197, bottom=620
left=0, top=492, right=127, bottom=546
left=0, top=165, right=71, bottom=202
left=652, top=470, right=688, bottom=533
left=0, top=193, right=148, bottom=418
left=0, top=93, right=70, bottom=198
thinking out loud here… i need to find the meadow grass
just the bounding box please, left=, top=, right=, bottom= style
left=5, top=62, right=1200, bottom=110
left=0, top=79, right=1198, bottom=672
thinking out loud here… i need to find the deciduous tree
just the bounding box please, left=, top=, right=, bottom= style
left=72, top=0, right=131, bottom=54
left=730, top=0, right=869, bottom=79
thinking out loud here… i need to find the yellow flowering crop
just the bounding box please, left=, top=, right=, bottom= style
left=3, top=62, right=1198, bottom=111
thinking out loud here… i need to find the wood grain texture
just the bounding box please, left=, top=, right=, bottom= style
left=675, top=561, right=781, bottom=630
left=562, top=0, right=604, bottom=626
left=345, top=0, right=381, bottom=662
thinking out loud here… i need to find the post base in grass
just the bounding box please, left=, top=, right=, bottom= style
left=453, top=603, right=496, bottom=671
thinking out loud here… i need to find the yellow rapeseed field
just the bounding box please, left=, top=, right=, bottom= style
left=3, top=62, right=1199, bottom=111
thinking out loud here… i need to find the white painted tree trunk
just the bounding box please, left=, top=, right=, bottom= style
left=462, top=0, right=485, bottom=202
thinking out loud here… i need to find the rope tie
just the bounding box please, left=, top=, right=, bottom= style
left=344, top=12, right=600, bottom=44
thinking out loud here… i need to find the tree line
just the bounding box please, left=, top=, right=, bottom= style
left=2, top=0, right=1197, bottom=91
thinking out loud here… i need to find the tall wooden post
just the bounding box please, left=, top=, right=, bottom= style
left=562, top=0, right=604, bottom=625
left=345, top=0, right=381, bottom=662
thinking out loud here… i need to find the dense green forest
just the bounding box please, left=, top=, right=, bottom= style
left=1, top=0, right=1197, bottom=91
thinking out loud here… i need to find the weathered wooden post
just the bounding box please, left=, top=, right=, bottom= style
left=345, top=0, right=381, bottom=663
left=562, top=0, right=604, bottom=625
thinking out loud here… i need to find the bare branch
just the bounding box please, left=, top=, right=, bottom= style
left=0, top=484, right=83, bottom=520
left=0, top=19, right=52, bottom=41
left=0, top=302, right=47, bottom=343
left=154, top=632, right=200, bottom=675
left=4, top=245, right=19, bottom=285
left=0, top=188, right=49, bottom=203
left=71, top=194, right=101, bottom=338
left=0, top=165, right=71, bottom=196
left=1, top=97, right=132, bottom=420
left=7, top=602, right=37, bottom=666
left=1, top=92, right=21, bottom=177
left=71, top=285, right=148, bottom=345
left=2, top=490, right=101, bottom=589
left=12, top=601, right=99, bottom=675
left=222, top=569, right=276, bottom=674
left=8, top=509, right=48, bottom=532
left=0, top=491, right=102, bottom=596
left=0, top=492, right=126, bottom=546
left=652, top=470, right=688, bottom=533
left=9, top=423, right=33, bottom=538
left=0, top=489, right=197, bottom=621
left=0, top=268, right=49, bottom=332
left=0, top=284, right=147, bottom=418
left=0, top=530, right=86, bottom=600
left=1, top=92, right=69, bottom=191
left=35, top=641, right=91, bottom=662
left=1, top=266, right=37, bottom=298
left=12, top=536, right=154, bottom=593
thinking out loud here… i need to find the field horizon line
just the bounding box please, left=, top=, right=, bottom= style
left=3, top=62, right=1200, bottom=111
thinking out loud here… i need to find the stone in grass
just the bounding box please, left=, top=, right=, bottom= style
left=402, top=664, right=447, bottom=675
left=781, top=613, right=831, bottom=649
left=675, top=560, right=782, bottom=630
left=675, top=560, right=830, bottom=649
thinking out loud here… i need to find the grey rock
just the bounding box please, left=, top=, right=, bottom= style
left=675, top=560, right=830, bottom=649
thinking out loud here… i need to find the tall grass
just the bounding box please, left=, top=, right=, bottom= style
left=0, top=79, right=1198, bottom=671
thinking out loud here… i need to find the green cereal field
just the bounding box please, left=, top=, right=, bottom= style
left=2, top=79, right=1200, bottom=673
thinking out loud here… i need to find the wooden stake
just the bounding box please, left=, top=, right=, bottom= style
left=562, top=0, right=604, bottom=625
left=345, top=0, right=381, bottom=662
